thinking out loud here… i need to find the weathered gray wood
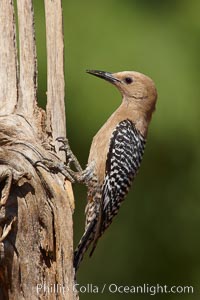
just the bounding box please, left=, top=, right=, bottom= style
left=0, top=1, right=77, bottom=299
left=16, top=0, right=38, bottom=120
left=0, top=115, right=76, bottom=300
left=0, top=0, right=18, bottom=114
left=44, top=0, right=66, bottom=157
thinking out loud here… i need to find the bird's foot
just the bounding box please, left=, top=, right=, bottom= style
left=35, top=138, right=87, bottom=184
left=56, top=137, right=83, bottom=172
left=34, top=158, right=76, bottom=183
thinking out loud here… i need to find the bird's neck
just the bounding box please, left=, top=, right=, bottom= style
left=117, top=101, right=151, bottom=138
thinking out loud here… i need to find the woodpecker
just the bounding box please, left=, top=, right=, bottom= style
left=56, top=70, right=157, bottom=272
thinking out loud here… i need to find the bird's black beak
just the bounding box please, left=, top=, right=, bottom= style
left=86, top=70, right=121, bottom=84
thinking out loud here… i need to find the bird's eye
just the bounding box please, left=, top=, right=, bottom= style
left=124, top=77, right=133, bottom=84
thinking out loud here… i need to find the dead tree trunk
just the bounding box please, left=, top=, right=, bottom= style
left=0, top=1, right=77, bottom=299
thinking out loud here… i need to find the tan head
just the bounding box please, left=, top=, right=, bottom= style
left=86, top=70, right=157, bottom=120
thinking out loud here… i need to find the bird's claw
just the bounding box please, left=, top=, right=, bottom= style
left=56, top=137, right=82, bottom=172
left=34, top=137, right=83, bottom=184
left=34, top=158, right=75, bottom=183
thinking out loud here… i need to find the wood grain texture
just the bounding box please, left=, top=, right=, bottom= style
left=16, top=0, right=38, bottom=119
left=44, top=0, right=66, bottom=158
left=0, top=1, right=77, bottom=299
left=0, top=0, right=18, bottom=114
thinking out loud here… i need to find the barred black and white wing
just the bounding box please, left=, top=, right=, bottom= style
left=74, top=119, right=146, bottom=269
left=101, top=119, right=146, bottom=233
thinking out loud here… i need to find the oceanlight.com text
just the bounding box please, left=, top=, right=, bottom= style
left=36, top=282, right=194, bottom=296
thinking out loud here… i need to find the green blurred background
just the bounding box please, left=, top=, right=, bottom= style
left=33, top=0, right=200, bottom=299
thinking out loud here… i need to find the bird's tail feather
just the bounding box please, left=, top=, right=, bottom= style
left=73, top=218, right=97, bottom=272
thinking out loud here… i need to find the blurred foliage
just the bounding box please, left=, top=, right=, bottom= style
left=32, top=0, right=200, bottom=299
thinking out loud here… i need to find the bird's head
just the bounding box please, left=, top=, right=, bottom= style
left=86, top=70, right=157, bottom=118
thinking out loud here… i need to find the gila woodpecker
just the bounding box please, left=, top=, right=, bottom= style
left=56, top=70, right=157, bottom=271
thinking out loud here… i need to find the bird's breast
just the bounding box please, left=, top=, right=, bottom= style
left=88, top=124, right=114, bottom=185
